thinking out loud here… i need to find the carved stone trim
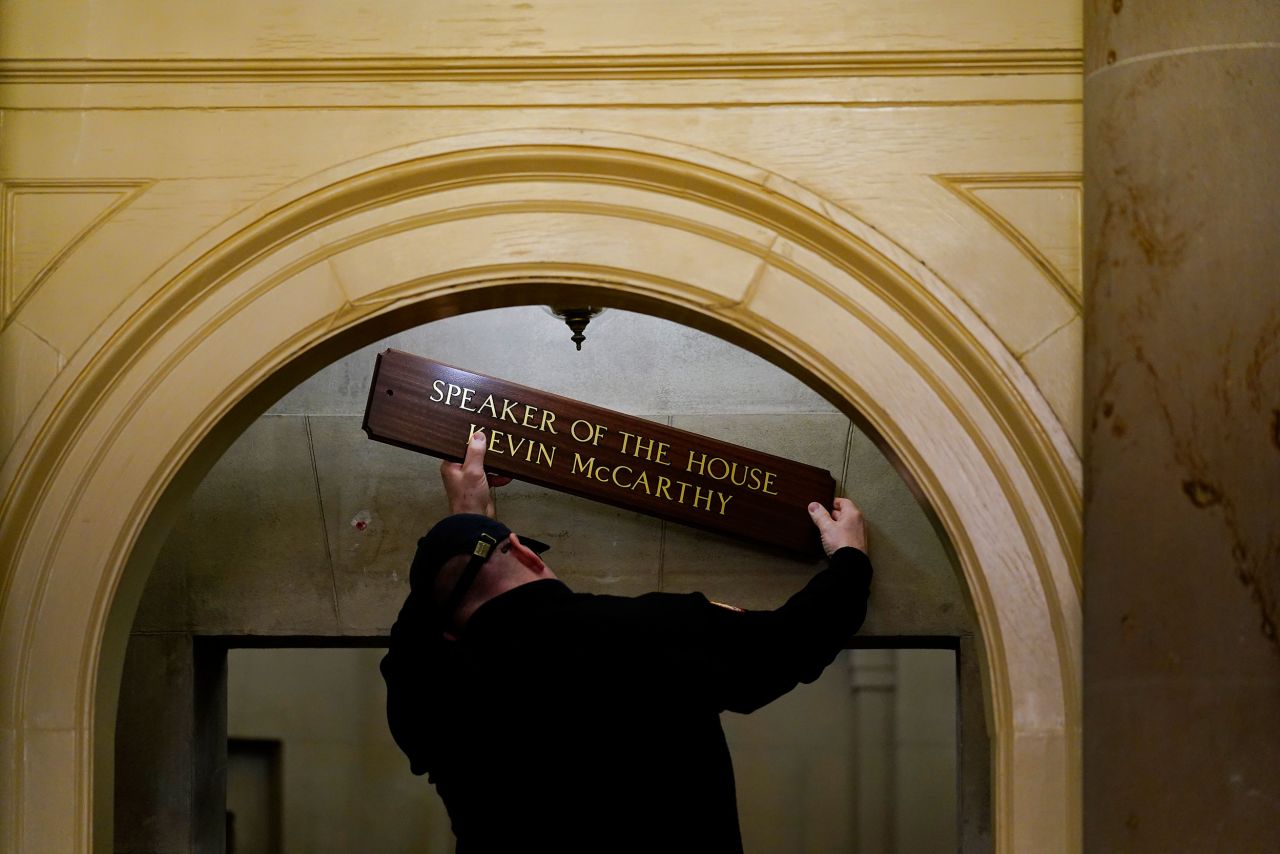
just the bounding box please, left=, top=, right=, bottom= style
left=935, top=172, right=1084, bottom=310
left=0, top=49, right=1081, bottom=84
left=0, top=180, right=153, bottom=326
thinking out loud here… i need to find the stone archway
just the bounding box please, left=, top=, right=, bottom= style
left=0, top=130, right=1080, bottom=853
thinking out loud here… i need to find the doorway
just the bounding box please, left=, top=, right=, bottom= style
left=114, top=306, right=985, bottom=851
left=223, top=645, right=960, bottom=854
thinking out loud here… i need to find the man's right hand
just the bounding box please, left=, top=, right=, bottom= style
left=440, top=431, right=509, bottom=517
left=807, top=497, right=868, bottom=558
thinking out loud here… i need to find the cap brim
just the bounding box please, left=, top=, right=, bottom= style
left=516, top=534, right=551, bottom=555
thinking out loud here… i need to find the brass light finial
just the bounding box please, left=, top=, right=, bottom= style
left=546, top=306, right=606, bottom=350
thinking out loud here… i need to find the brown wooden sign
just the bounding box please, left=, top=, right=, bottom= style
left=363, top=350, right=836, bottom=556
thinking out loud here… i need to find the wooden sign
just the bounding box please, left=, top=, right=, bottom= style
left=363, top=350, right=836, bottom=556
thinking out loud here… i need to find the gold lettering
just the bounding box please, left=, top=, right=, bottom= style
left=536, top=443, right=555, bottom=468
left=634, top=435, right=657, bottom=461
left=506, top=434, right=526, bottom=458
left=571, top=453, right=596, bottom=477
left=762, top=471, right=778, bottom=495
left=487, top=428, right=505, bottom=454
left=459, top=387, right=477, bottom=411
left=611, top=465, right=634, bottom=489
left=570, top=419, right=607, bottom=446
left=570, top=419, right=595, bottom=443
left=618, top=430, right=636, bottom=456
left=445, top=383, right=464, bottom=407
left=476, top=394, right=499, bottom=419
left=729, top=461, right=748, bottom=487
left=430, top=379, right=446, bottom=402
left=655, top=476, right=673, bottom=501
left=676, top=480, right=691, bottom=504
left=691, top=485, right=714, bottom=511
left=716, top=492, right=732, bottom=516
left=521, top=405, right=539, bottom=429
left=632, top=470, right=651, bottom=494
left=706, top=456, right=729, bottom=481
left=686, top=450, right=707, bottom=476
left=539, top=409, right=558, bottom=434
left=499, top=398, right=519, bottom=424
left=594, top=465, right=610, bottom=484
left=619, top=431, right=669, bottom=464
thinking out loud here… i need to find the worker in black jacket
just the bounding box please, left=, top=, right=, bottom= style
left=382, top=430, right=873, bottom=853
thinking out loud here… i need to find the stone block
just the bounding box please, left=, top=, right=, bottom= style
left=0, top=320, right=62, bottom=468
left=309, top=414, right=446, bottom=633
left=843, top=428, right=972, bottom=636
left=155, top=416, right=338, bottom=635
left=1020, top=315, right=1083, bottom=452
left=115, top=633, right=194, bottom=854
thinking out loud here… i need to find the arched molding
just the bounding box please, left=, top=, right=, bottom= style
left=0, top=130, right=1080, bottom=853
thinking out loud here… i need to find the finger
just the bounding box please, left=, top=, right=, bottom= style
left=807, top=501, right=833, bottom=526
left=440, top=459, right=461, bottom=478
left=461, top=430, right=488, bottom=473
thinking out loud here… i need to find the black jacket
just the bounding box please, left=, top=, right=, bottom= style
left=382, top=546, right=872, bottom=853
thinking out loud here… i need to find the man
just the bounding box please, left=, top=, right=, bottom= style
left=382, top=431, right=873, bottom=853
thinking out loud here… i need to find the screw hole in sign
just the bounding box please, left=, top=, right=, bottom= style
left=386, top=388, right=394, bottom=396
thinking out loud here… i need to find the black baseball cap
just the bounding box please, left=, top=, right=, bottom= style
left=408, top=513, right=551, bottom=596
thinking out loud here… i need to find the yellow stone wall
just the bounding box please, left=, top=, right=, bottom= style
left=0, top=2, right=1082, bottom=851
left=0, top=0, right=1082, bottom=462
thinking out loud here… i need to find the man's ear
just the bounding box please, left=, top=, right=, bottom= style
left=508, top=532, right=547, bottom=572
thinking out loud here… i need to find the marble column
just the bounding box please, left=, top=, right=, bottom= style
left=1084, top=2, right=1280, bottom=850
